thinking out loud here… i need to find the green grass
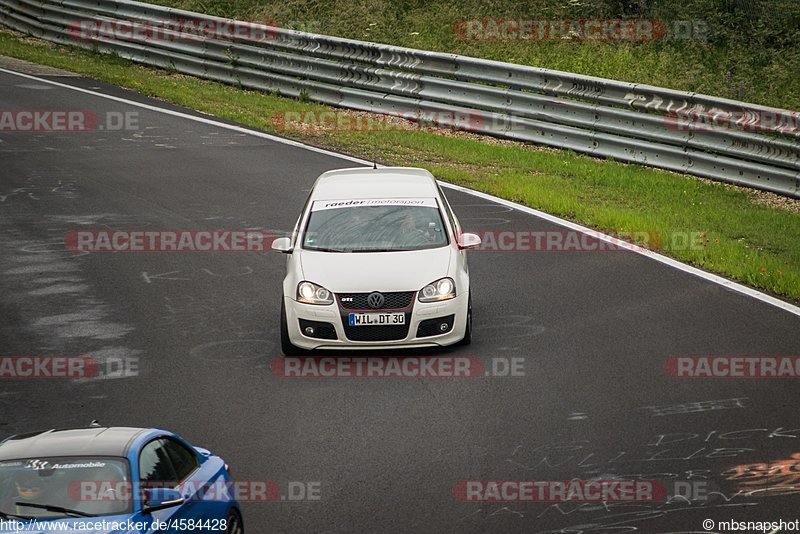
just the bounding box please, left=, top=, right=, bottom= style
left=148, top=0, right=800, bottom=109
left=1, top=28, right=799, bottom=300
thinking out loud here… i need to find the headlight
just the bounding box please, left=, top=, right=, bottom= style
left=297, top=281, right=334, bottom=305
left=418, top=277, right=456, bottom=302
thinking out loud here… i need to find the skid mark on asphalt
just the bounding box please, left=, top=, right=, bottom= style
left=0, top=175, right=78, bottom=203
left=28, top=283, right=90, bottom=296
left=0, top=221, right=140, bottom=382
left=641, top=397, right=750, bottom=417
left=445, top=399, right=800, bottom=531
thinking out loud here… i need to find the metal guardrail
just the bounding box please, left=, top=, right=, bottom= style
left=1, top=0, right=798, bottom=197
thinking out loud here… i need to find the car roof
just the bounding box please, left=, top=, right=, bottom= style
left=0, top=427, right=150, bottom=460
left=311, top=167, right=440, bottom=201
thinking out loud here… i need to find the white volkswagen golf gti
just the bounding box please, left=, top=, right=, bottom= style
left=271, top=167, right=482, bottom=355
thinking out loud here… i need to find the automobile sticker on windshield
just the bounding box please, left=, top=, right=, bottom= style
left=312, top=198, right=438, bottom=211
left=23, top=459, right=107, bottom=470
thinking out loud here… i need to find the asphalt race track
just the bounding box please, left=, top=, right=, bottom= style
left=1, top=65, right=799, bottom=533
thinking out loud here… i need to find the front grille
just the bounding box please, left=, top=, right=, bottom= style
left=337, top=291, right=415, bottom=311
left=338, top=291, right=415, bottom=341
left=298, top=319, right=338, bottom=340
left=343, top=320, right=411, bottom=341
left=416, top=315, right=455, bottom=338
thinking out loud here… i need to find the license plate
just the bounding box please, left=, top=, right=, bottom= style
left=348, top=313, right=405, bottom=326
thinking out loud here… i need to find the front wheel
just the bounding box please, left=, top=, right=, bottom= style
left=456, top=295, right=472, bottom=346
left=225, top=508, right=244, bottom=534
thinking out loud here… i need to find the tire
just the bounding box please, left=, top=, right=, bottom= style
left=280, top=301, right=309, bottom=356
left=225, top=508, right=244, bottom=534
left=456, top=295, right=472, bottom=346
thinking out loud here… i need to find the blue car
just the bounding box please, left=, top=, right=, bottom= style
left=0, top=423, right=243, bottom=533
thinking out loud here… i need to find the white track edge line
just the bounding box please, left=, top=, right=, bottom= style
left=440, top=182, right=800, bottom=317
left=0, top=67, right=374, bottom=166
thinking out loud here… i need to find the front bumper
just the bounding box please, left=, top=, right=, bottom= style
left=283, top=292, right=468, bottom=350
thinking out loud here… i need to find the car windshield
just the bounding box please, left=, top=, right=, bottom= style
left=303, top=199, right=449, bottom=252
left=0, top=457, right=132, bottom=518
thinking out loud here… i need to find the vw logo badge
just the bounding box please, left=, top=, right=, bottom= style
left=367, top=292, right=385, bottom=309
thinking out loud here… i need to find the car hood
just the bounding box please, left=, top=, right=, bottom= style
left=298, top=246, right=453, bottom=293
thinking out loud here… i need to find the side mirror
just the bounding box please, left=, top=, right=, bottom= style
left=271, top=237, right=293, bottom=254
left=142, top=487, right=184, bottom=514
left=457, top=233, right=482, bottom=249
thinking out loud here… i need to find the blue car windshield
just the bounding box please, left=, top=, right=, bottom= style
left=303, top=200, right=449, bottom=252
left=0, top=457, right=132, bottom=518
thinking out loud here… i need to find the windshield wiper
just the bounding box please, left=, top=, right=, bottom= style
left=305, top=246, right=350, bottom=253
left=15, top=502, right=95, bottom=518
